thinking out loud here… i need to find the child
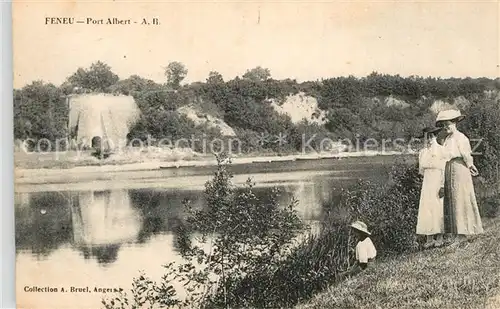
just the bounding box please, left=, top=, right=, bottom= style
left=350, top=220, right=377, bottom=270
left=416, top=126, right=446, bottom=248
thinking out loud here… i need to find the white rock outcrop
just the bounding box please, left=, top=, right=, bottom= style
left=177, top=105, right=236, bottom=137
left=269, top=92, right=326, bottom=125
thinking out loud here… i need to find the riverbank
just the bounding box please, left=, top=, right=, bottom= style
left=296, top=217, right=500, bottom=309
left=14, top=150, right=416, bottom=189
left=15, top=149, right=414, bottom=171
left=15, top=153, right=416, bottom=193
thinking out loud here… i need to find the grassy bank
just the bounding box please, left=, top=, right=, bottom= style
left=206, top=159, right=499, bottom=309
left=296, top=217, right=500, bottom=309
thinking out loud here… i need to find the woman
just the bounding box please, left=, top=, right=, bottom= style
left=416, top=126, right=447, bottom=248
left=436, top=110, right=484, bottom=240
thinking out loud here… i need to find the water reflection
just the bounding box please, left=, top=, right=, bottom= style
left=15, top=179, right=338, bottom=263
left=16, top=174, right=389, bottom=268
left=15, top=191, right=73, bottom=258
left=15, top=165, right=394, bottom=308
left=70, top=190, right=142, bottom=265
left=129, top=189, right=205, bottom=244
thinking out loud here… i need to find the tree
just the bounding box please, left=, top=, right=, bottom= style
left=206, top=71, right=224, bottom=84
left=66, top=61, right=119, bottom=92
left=13, top=81, right=67, bottom=143
left=108, top=75, right=160, bottom=96
left=101, top=154, right=305, bottom=309
left=242, top=66, right=271, bottom=82
left=165, top=61, right=188, bottom=90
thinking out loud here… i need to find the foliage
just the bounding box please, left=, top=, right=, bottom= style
left=13, top=60, right=500, bottom=162
left=108, top=75, right=160, bottom=96
left=213, top=224, right=353, bottom=308
left=461, top=95, right=500, bottom=185
left=135, top=87, right=189, bottom=113
left=102, top=153, right=305, bottom=309
left=242, top=66, right=271, bottom=82
left=342, top=160, right=422, bottom=254
left=206, top=71, right=224, bottom=84
left=479, top=194, right=500, bottom=218
left=260, top=158, right=496, bottom=309
left=14, top=61, right=499, bottom=308
left=165, top=61, right=188, bottom=90
left=13, top=81, right=68, bottom=146
left=67, top=61, right=119, bottom=92
left=288, top=121, right=338, bottom=152
left=127, top=110, right=222, bottom=153
left=201, top=160, right=423, bottom=309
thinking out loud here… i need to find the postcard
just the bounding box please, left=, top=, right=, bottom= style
left=13, top=1, right=500, bottom=308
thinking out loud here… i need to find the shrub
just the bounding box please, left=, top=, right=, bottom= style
left=463, top=95, right=500, bottom=188
left=218, top=224, right=352, bottom=308
left=210, top=159, right=423, bottom=309
left=322, top=158, right=422, bottom=255
left=478, top=194, right=500, bottom=218
left=102, top=153, right=306, bottom=309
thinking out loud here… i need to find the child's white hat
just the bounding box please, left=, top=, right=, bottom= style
left=350, top=220, right=371, bottom=235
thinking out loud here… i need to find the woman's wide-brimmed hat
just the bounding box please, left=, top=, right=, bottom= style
left=418, top=126, right=442, bottom=138
left=350, top=220, right=371, bottom=235
left=435, top=109, right=466, bottom=126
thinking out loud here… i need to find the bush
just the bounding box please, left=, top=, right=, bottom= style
left=16, top=70, right=500, bottom=156
left=463, top=95, right=500, bottom=186
left=219, top=155, right=500, bottom=309
left=219, top=224, right=352, bottom=308
left=479, top=194, right=500, bottom=218
left=102, top=153, right=306, bottom=309
left=321, top=159, right=422, bottom=255
left=210, top=159, right=423, bottom=309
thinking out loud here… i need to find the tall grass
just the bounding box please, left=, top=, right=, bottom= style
left=215, top=156, right=499, bottom=309
left=204, top=158, right=422, bottom=308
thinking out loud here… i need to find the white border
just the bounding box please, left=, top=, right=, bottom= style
left=1, top=1, right=15, bottom=308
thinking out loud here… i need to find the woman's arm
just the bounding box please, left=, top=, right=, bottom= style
left=457, top=134, right=474, bottom=168
left=457, top=134, right=479, bottom=176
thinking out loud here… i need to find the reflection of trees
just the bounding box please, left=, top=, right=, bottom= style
left=15, top=192, right=72, bottom=258
left=243, top=182, right=329, bottom=221
left=79, top=244, right=120, bottom=265
left=15, top=188, right=206, bottom=261
left=15, top=183, right=330, bottom=264
left=128, top=189, right=204, bottom=244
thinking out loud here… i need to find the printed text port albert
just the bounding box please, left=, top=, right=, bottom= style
left=45, top=17, right=160, bottom=25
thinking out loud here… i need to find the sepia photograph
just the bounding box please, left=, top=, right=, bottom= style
left=12, top=1, right=500, bottom=308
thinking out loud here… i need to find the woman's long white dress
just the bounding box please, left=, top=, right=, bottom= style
left=416, top=140, right=447, bottom=235
left=442, top=131, right=484, bottom=235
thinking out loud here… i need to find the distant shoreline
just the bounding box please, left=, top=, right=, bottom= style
left=14, top=151, right=418, bottom=193
left=15, top=150, right=415, bottom=173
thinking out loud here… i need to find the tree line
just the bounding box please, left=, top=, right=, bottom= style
left=13, top=61, right=500, bottom=165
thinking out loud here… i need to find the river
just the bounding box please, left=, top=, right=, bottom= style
left=15, top=156, right=411, bottom=308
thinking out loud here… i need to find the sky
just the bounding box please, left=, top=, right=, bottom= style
left=12, top=0, right=500, bottom=89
